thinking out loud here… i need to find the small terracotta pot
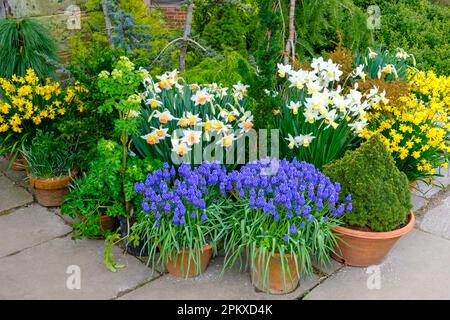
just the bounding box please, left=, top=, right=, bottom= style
left=5, top=152, right=27, bottom=171
left=250, top=249, right=299, bottom=295
left=100, top=215, right=116, bottom=231
left=331, top=212, right=415, bottom=267
left=408, top=180, right=417, bottom=191
left=29, top=170, right=78, bottom=207
left=165, top=244, right=213, bottom=278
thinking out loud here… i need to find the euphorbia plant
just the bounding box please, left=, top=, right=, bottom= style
left=96, top=56, right=150, bottom=215
left=222, top=159, right=352, bottom=289
left=131, top=162, right=230, bottom=276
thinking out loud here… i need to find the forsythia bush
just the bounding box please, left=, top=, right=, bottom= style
left=362, top=70, right=450, bottom=181
left=0, top=69, right=87, bottom=134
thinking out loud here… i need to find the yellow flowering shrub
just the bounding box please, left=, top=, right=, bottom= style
left=363, top=71, right=450, bottom=181
left=0, top=69, right=87, bottom=152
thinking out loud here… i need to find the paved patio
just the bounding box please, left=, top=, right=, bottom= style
left=1, top=159, right=449, bottom=300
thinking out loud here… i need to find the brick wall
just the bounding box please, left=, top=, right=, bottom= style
left=151, top=4, right=186, bottom=28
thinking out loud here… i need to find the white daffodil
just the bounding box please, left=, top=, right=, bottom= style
left=395, top=48, right=409, bottom=60
left=147, top=98, right=162, bottom=109
left=286, top=134, right=297, bottom=149
left=167, top=69, right=179, bottom=85
left=311, top=57, right=326, bottom=72
left=156, top=73, right=172, bottom=90
left=127, top=110, right=140, bottom=118
left=333, top=95, right=348, bottom=114
left=368, top=48, right=377, bottom=60
left=186, top=112, right=201, bottom=126
left=287, top=101, right=301, bottom=115
left=297, top=133, right=315, bottom=147
left=177, top=116, right=189, bottom=127
left=217, top=133, right=237, bottom=148
left=306, top=80, right=322, bottom=95
left=141, top=132, right=159, bottom=145
left=353, top=64, right=366, bottom=81
left=288, top=69, right=309, bottom=89
left=349, top=118, right=368, bottom=134
left=153, top=110, right=176, bottom=124
left=182, top=130, right=202, bottom=146
left=191, top=88, right=214, bottom=106
left=238, top=115, right=254, bottom=133
left=305, top=93, right=325, bottom=111
left=190, top=83, right=200, bottom=92
left=171, top=139, right=191, bottom=157
left=151, top=126, right=170, bottom=141
left=303, top=107, right=318, bottom=124
left=321, top=60, right=343, bottom=83
left=232, top=81, right=249, bottom=100
left=277, top=63, right=292, bottom=78
left=212, top=120, right=232, bottom=135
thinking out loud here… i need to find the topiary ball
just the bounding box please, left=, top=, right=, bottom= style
left=323, top=135, right=412, bottom=232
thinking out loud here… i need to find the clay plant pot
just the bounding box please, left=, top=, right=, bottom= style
left=29, top=170, right=78, bottom=207
left=5, top=152, right=27, bottom=171
left=408, top=180, right=417, bottom=191
left=331, top=211, right=415, bottom=267
left=165, top=244, right=213, bottom=278
left=250, top=249, right=299, bottom=295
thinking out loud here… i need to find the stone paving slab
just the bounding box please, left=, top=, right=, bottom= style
left=0, top=175, right=33, bottom=214
left=0, top=158, right=29, bottom=190
left=0, top=237, right=158, bottom=300
left=119, top=256, right=320, bottom=300
left=418, top=193, right=450, bottom=240
left=303, top=229, right=450, bottom=300
left=0, top=204, right=71, bottom=258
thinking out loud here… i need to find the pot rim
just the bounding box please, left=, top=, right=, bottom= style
left=332, top=210, right=415, bottom=240
left=174, top=243, right=212, bottom=254
left=30, top=169, right=79, bottom=190
left=253, top=246, right=296, bottom=260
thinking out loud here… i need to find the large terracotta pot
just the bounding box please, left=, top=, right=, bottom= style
left=331, top=212, right=415, bottom=267
left=165, top=244, right=213, bottom=278
left=29, top=170, right=78, bottom=207
left=250, top=249, right=299, bottom=295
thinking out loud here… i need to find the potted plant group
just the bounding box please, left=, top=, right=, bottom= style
left=323, top=136, right=414, bottom=267
left=21, top=130, right=78, bottom=207
left=222, top=159, right=352, bottom=294
left=0, top=69, right=86, bottom=172
left=132, top=161, right=229, bottom=278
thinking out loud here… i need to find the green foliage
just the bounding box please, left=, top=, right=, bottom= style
left=252, top=0, right=282, bottom=128
left=323, top=136, right=412, bottom=232
left=21, top=130, right=78, bottom=179
left=0, top=18, right=58, bottom=79
left=294, top=0, right=371, bottom=57
left=354, top=47, right=416, bottom=81
left=356, top=0, right=450, bottom=75
left=61, top=139, right=161, bottom=239
left=193, top=0, right=257, bottom=54
left=70, top=0, right=175, bottom=75
left=182, top=51, right=257, bottom=87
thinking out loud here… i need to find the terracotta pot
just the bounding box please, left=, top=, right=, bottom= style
left=250, top=249, right=299, bottom=295
left=408, top=180, right=417, bottom=191
left=100, top=215, right=116, bottom=231
left=5, top=152, right=27, bottom=171
left=331, top=212, right=415, bottom=267
left=29, top=170, right=78, bottom=207
left=165, top=244, right=213, bottom=278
